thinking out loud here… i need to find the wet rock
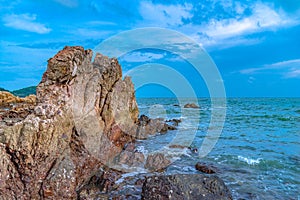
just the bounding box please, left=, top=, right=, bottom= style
left=0, top=46, right=139, bottom=199
left=118, top=142, right=144, bottom=167
left=136, top=115, right=177, bottom=139
left=77, top=167, right=122, bottom=199
left=184, top=103, right=199, bottom=108
left=141, top=174, right=232, bottom=200
left=144, top=153, right=171, bottom=171
left=166, top=118, right=182, bottom=126
left=195, top=162, right=217, bottom=174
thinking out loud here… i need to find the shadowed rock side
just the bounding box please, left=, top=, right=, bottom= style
left=0, top=46, right=140, bottom=199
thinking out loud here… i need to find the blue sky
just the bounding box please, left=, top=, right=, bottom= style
left=0, top=0, right=299, bottom=97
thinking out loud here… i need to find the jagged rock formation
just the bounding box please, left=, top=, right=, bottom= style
left=0, top=46, right=231, bottom=199
left=0, top=46, right=140, bottom=199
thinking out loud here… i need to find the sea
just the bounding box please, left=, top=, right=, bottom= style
left=133, top=98, right=300, bottom=200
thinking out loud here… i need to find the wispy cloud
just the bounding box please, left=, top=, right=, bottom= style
left=53, top=0, right=78, bottom=8
left=3, top=13, right=51, bottom=34
left=139, top=2, right=193, bottom=27
left=184, top=2, right=300, bottom=49
left=240, top=59, right=300, bottom=74
left=202, top=3, right=298, bottom=40
left=239, top=59, right=300, bottom=78
left=121, top=51, right=166, bottom=63
left=285, top=69, right=300, bottom=78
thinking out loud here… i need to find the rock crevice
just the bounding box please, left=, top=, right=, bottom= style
left=0, top=46, right=139, bottom=199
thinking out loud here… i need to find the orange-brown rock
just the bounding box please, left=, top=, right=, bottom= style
left=0, top=46, right=139, bottom=199
left=0, top=91, right=36, bottom=106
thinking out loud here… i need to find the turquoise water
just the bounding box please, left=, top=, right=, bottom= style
left=136, top=98, right=300, bottom=200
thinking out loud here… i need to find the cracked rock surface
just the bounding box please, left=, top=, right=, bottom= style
left=0, top=46, right=139, bottom=199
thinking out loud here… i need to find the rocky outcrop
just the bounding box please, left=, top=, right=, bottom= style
left=0, top=91, right=36, bottom=107
left=0, top=46, right=231, bottom=199
left=184, top=103, right=199, bottom=108
left=0, top=91, right=36, bottom=126
left=141, top=174, right=232, bottom=200
left=0, top=46, right=139, bottom=199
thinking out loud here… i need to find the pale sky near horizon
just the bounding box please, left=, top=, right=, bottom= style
left=0, top=0, right=299, bottom=97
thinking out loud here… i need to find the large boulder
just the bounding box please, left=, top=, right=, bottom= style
left=0, top=46, right=139, bottom=199
left=141, top=174, right=232, bottom=200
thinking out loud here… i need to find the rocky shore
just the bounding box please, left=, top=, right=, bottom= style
left=0, top=46, right=232, bottom=199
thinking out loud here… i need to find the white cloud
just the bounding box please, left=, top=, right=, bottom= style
left=285, top=69, right=300, bottom=78
left=240, top=59, right=300, bottom=74
left=3, top=13, right=51, bottom=34
left=121, top=51, right=165, bottom=62
left=139, top=2, right=193, bottom=27
left=202, top=2, right=298, bottom=40
left=239, top=59, right=300, bottom=78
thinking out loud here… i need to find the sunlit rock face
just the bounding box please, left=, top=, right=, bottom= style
left=0, top=46, right=139, bottom=199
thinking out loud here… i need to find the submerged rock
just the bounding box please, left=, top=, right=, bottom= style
left=184, top=103, right=199, bottom=108
left=195, top=162, right=217, bottom=174
left=141, top=174, right=232, bottom=200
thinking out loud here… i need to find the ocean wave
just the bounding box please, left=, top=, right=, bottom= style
left=238, top=156, right=262, bottom=165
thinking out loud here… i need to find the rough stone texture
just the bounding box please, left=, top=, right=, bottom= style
left=0, top=91, right=36, bottom=125
left=0, top=91, right=36, bottom=107
left=141, top=174, right=232, bottom=200
left=144, top=153, right=171, bottom=172
left=0, top=46, right=139, bottom=199
left=77, top=167, right=122, bottom=199
left=117, top=142, right=145, bottom=167
left=184, top=103, right=199, bottom=108
left=136, top=115, right=176, bottom=139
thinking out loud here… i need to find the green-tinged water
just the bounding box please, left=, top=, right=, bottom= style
left=135, top=98, right=300, bottom=200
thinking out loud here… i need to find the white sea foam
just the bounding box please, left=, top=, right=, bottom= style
left=238, top=155, right=262, bottom=165
left=115, top=171, right=146, bottom=184
left=135, top=145, right=148, bottom=154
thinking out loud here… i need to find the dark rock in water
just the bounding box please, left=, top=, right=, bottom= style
left=141, top=174, right=232, bottom=200
left=136, top=115, right=177, bottom=139
left=144, top=153, right=171, bottom=171
left=166, top=118, right=182, bottom=126
left=173, top=104, right=180, bottom=107
left=195, top=162, right=217, bottom=174
left=138, top=114, right=150, bottom=126
left=169, top=144, right=187, bottom=149
left=184, top=103, right=199, bottom=108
